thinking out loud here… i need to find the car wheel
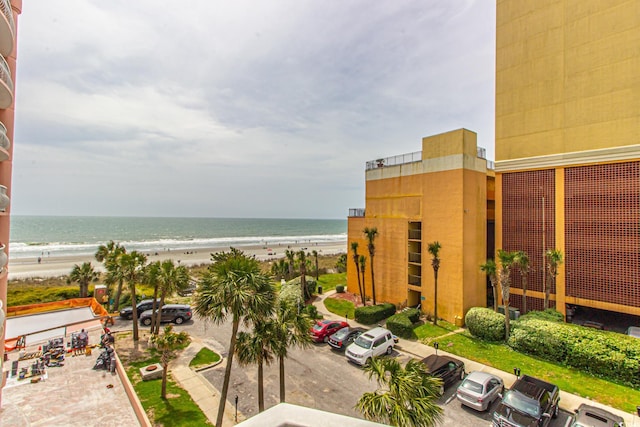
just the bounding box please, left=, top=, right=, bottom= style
left=174, top=317, right=184, bottom=325
left=323, top=336, right=329, bottom=343
left=386, top=346, right=393, bottom=355
left=439, top=385, right=445, bottom=396
left=553, top=404, right=559, bottom=418
left=459, top=369, right=465, bottom=380
left=142, top=318, right=151, bottom=326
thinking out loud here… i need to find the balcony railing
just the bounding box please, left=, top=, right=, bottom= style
left=0, top=54, right=13, bottom=109
left=408, top=229, right=421, bottom=240
left=0, top=121, right=9, bottom=161
left=0, top=0, right=14, bottom=57
left=349, top=208, right=365, bottom=217
left=408, top=252, right=421, bottom=264
left=366, top=150, right=422, bottom=171
left=408, top=274, right=422, bottom=286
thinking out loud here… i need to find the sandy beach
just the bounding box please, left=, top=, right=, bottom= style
left=7, top=241, right=347, bottom=280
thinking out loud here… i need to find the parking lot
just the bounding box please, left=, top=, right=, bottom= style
left=122, top=315, right=573, bottom=426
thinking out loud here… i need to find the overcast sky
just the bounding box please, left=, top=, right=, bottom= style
left=12, top=0, right=495, bottom=219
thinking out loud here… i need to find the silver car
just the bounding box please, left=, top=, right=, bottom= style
left=571, top=404, right=625, bottom=427
left=456, top=371, right=503, bottom=412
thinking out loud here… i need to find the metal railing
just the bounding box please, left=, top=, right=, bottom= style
left=408, top=229, right=421, bottom=240
left=349, top=208, right=365, bottom=217
left=408, top=252, right=421, bottom=264
left=0, top=121, right=9, bottom=151
left=408, top=274, right=422, bottom=286
left=366, top=150, right=422, bottom=171
left=0, top=54, right=13, bottom=93
left=0, top=0, right=14, bottom=39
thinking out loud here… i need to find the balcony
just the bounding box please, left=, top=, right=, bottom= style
left=0, top=121, right=9, bottom=161
left=408, top=274, right=422, bottom=287
left=0, top=54, right=12, bottom=109
left=366, top=150, right=422, bottom=171
left=408, top=252, right=421, bottom=264
left=349, top=208, right=365, bottom=217
left=0, top=0, right=14, bottom=57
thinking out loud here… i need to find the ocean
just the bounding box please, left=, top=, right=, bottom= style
left=8, top=216, right=347, bottom=260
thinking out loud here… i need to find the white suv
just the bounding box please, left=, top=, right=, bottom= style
left=346, top=327, right=395, bottom=366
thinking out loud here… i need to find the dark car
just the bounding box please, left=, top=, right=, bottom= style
left=139, top=304, right=192, bottom=326
left=420, top=354, right=465, bottom=395
left=310, top=320, right=349, bottom=343
left=328, top=327, right=365, bottom=351
left=119, top=299, right=160, bottom=320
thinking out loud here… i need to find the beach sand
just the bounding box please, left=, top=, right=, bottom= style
left=7, top=241, right=347, bottom=280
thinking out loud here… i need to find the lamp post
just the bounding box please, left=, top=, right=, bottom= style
left=434, top=341, right=439, bottom=356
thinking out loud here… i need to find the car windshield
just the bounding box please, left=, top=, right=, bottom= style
left=460, top=379, right=483, bottom=394
left=503, top=391, right=540, bottom=418
left=312, top=323, right=324, bottom=332
left=354, top=335, right=373, bottom=349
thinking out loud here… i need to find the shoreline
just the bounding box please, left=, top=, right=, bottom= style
left=7, top=241, right=347, bottom=280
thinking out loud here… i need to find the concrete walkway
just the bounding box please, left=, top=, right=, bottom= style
left=313, top=290, right=640, bottom=427
left=170, top=336, right=239, bottom=426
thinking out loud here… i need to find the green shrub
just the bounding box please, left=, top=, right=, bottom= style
left=386, top=313, right=414, bottom=339
left=403, top=308, right=421, bottom=323
left=355, top=303, right=396, bottom=325
left=336, top=285, right=345, bottom=293
left=518, top=308, right=564, bottom=323
left=302, top=304, right=319, bottom=319
left=508, top=318, right=640, bottom=387
left=465, top=307, right=505, bottom=342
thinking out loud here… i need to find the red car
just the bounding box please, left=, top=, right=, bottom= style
left=310, top=320, right=349, bottom=343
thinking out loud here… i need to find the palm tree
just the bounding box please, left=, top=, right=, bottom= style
left=351, top=242, right=365, bottom=306
left=151, top=325, right=190, bottom=399
left=68, top=262, right=99, bottom=298
left=427, top=242, right=441, bottom=325
left=545, top=249, right=563, bottom=310
left=285, top=249, right=296, bottom=279
left=480, top=259, right=498, bottom=312
left=150, top=259, right=190, bottom=335
left=312, top=250, right=319, bottom=281
left=513, top=251, right=530, bottom=314
left=297, top=250, right=311, bottom=301
left=363, top=227, right=379, bottom=305
left=235, top=320, right=276, bottom=412
left=356, top=357, right=443, bottom=427
left=359, top=255, right=367, bottom=306
left=270, top=259, right=288, bottom=280
left=120, top=251, right=148, bottom=342
left=271, top=299, right=312, bottom=403
left=194, top=248, right=276, bottom=427
left=95, top=241, right=127, bottom=311
left=497, top=249, right=517, bottom=340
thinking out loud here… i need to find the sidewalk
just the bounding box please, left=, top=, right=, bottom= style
left=170, top=336, right=241, bottom=426
left=313, top=290, right=640, bottom=427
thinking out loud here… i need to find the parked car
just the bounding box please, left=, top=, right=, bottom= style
left=492, top=374, right=560, bottom=427
left=456, top=371, right=504, bottom=411
left=119, top=299, right=160, bottom=320
left=139, top=304, right=192, bottom=326
left=570, top=403, right=626, bottom=427
left=345, top=326, right=395, bottom=366
left=310, top=320, right=349, bottom=343
left=626, top=326, right=640, bottom=339
left=328, top=327, right=366, bottom=351
left=420, top=354, right=465, bottom=395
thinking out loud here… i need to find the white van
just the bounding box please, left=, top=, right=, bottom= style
left=345, top=326, right=395, bottom=366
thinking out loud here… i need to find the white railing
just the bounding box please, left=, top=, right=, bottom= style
left=366, top=150, right=422, bottom=171
left=0, top=121, right=9, bottom=151
left=0, top=54, right=13, bottom=93
left=0, top=0, right=14, bottom=39
left=349, top=208, right=365, bottom=217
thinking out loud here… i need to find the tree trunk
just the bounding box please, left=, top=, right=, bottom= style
left=113, top=279, right=124, bottom=312
left=503, top=287, right=511, bottom=341
left=258, top=361, right=264, bottom=412
left=370, top=255, right=376, bottom=305
left=131, top=287, right=139, bottom=341
left=354, top=257, right=364, bottom=306
left=154, top=292, right=167, bottom=335
left=150, top=285, right=160, bottom=333
left=279, top=355, right=285, bottom=403
left=433, top=269, right=438, bottom=326
left=161, top=362, right=168, bottom=399
left=491, top=281, right=498, bottom=312
left=360, top=271, right=367, bottom=306
left=522, top=278, right=528, bottom=314
left=217, top=318, right=239, bottom=427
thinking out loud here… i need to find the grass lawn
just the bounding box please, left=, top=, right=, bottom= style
left=189, top=347, right=221, bottom=369
left=323, top=297, right=355, bottom=319
left=316, top=272, right=346, bottom=293
left=436, top=331, right=640, bottom=413
left=413, top=320, right=458, bottom=340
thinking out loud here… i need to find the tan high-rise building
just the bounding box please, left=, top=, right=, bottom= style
left=0, top=0, right=21, bottom=401
left=495, top=0, right=640, bottom=317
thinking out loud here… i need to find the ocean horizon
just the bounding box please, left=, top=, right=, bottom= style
left=8, top=215, right=347, bottom=260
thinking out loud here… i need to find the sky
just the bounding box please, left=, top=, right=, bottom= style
left=11, top=0, right=495, bottom=219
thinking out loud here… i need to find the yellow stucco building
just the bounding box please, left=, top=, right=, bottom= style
left=347, top=129, right=494, bottom=324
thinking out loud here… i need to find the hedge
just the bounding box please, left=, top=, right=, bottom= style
left=465, top=307, right=505, bottom=342
left=386, top=313, right=414, bottom=339
left=355, top=303, right=396, bottom=325
left=336, top=285, right=345, bottom=293
left=403, top=308, right=421, bottom=324
left=518, top=308, right=564, bottom=323
left=509, top=319, right=640, bottom=388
